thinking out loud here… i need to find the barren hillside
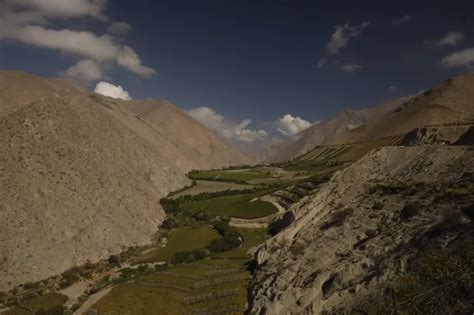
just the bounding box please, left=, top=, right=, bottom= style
left=266, top=96, right=410, bottom=162
left=269, top=73, right=474, bottom=162
left=0, top=71, right=251, bottom=290
left=250, top=145, right=474, bottom=314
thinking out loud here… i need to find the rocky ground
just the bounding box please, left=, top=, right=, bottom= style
left=250, top=145, right=474, bottom=314
left=0, top=71, right=251, bottom=292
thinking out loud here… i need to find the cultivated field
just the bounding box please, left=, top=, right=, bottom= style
left=134, top=227, right=221, bottom=265
left=89, top=228, right=270, bottom=314
left=3, top=293, right=68, bottom=314
left=181, top=190, right=278, bottom=219
left=171, top=180, right=255, bottom=198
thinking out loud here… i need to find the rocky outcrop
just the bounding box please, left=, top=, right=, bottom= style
left=250, top=146, right=474, bottom=314
left=455, top=126, right=474, bottom=145
left=401, top=125, right=472, bottom=146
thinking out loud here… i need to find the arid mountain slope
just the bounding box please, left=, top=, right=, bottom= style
left=120, top=99, right=251, bottom=168
left=267, top=96, right=411, bottom=162
left=0, top=70, right=86, bottom=117
left=337, top=73, right=474, bottom=144
left=0, top=71, right=250, bottom=290
left=251, top=146, right=474, bottom=314
left=269, top=73, right=474, bottom=162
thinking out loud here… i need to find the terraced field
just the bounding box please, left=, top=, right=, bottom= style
left=299, top=135, right=404, bottom=163
left=89, top=228, right=270, bottom=315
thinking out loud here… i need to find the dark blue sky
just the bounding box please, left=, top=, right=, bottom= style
left=1, top=0, right=474, bottom=139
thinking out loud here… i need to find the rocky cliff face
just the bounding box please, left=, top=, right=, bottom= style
left=0, top=72, right=251, bottom=290
left=250, top=146, right=474, bottom=314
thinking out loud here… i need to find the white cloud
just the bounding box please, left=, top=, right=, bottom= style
left=4, top=0, right=107, bottom=19
left=0, top=0, right=155, bottom=80
left=438, top=32, right=464, bottom=47
left=392, top=15, right=412, bottom=26
left=107, top=21, right=132, bottom=35
left=186, top=106, right=268, bottom=143
left=275, top=114, right=313, bottom=136
left=326, top=22, right=370, bottom=55
left=442, top=48, right=474, bottom=68
left=1, top=25, right=120, bottom=60
left=63, top=59, right=104, bottom=82
left=94, top=81, right=131, bottom=100
left=388, top=85, right=399, bottom=93
left=341, top=64, right=362, bottom=72
left=117, top=46, right=156, bottom=77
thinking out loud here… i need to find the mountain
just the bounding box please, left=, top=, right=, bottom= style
left=266, top=96, right=411, bottom=162
left=0, top=71, right=251, bottom=291
left=335, top=73, right=474, bottom=144
left=251, top=145, right=474, bottom=314
left=249, top=73, right=474, bottom=313
left=268, top=73, right=474, bottom=162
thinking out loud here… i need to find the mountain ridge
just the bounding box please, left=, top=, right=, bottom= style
left=0, top=71, right=251, bottom=290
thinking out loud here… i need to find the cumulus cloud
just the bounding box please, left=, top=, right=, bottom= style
left=63, top=59, right=104, bottom=82
left=438, top=32, right=464, bottom=47
left=326, top=22, right=370, bottom=55
left=94, top=81, right=131, bottom=100
left=187, top=106, right=268, bottom=143
left=275, top=114, right=313, bottom=136
left=0, top=0, right=155, bottom=82
left=392, top=15, right=412, bottom=26
left=341, top=64, right=362, bottom=73
left=442, top=48, right=474, bottom=68
left=107, top=21, right=132, bottom=35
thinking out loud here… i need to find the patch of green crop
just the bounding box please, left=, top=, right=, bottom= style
left=182, top=191, right=278, bottom=219
left=189, top=169, right=273, bottom=184
left=3, top=292, right=67, bottom=315
left=134, top=227, right=220, bottom=264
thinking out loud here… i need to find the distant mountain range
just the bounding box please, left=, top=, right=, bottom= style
left=267, top=73, right=474, bottom=162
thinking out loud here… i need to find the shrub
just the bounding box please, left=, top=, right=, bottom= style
left=461, top=204, right=474, bottom=220
left=161, top=218, right=178, bottom=229
left=400, top=203, right=421, bottom=221
left=206, top=237, right=240, bottom=253
left=171, top=248, right=209, bottom=264
left=319, top=208, right=354, bottom=231
left=372, top=201, right=384, bottom=210
left=108, top=255, right=121, bottom=267
left=60, top=267, right=80, bottom=288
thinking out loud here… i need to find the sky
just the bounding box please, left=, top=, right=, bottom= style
left=1, top=0, right=474, bottom=145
